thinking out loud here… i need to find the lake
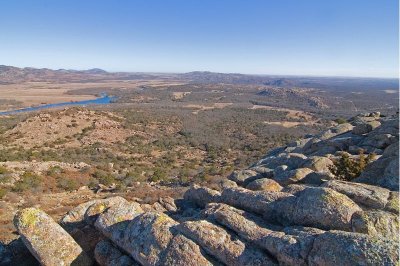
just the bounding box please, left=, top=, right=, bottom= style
left=0, top=93, right=116, bottom=115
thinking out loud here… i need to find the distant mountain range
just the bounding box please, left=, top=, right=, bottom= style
left=0, top=65, right=398, bottom=91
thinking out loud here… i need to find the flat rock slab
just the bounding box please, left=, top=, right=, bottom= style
left=321, top=180, right=390, bottom=209
left=178, top=220, right=277, bottom=266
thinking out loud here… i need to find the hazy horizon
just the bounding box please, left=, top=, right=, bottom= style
left=1, top=0, right=398, bottom=78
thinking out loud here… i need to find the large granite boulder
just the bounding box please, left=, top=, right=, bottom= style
left=61, top=196, right=127, bottom=226
left=246, top=178, right=283, bottom=192
left=355, top=143, right=399, bottom=191
left=204, top=203, right=315, bottom=265
left=14, top=208, right=91, bottom=266
left=385, top=191, right=399, bottom=214
left=266, top=187, right=362, bottom=231
left=292, top=187, right=362, bottom=230
left=84, top=196, right=129, bottom=225
left=308, top=231, right=399, bottom=266
left=220, top=187, right=292, bottom=214
left=177, top=220, right=276, bottom=266
left=118, top=212, right=178, bottom=265
left=228, top=169, right=262, bottom=186
left=351, top=210, right=399, bottom=241
left=302, top=156, right=334, bottom=173
left=184, top=185, right=221, bottom=208
left=95, top=200, right=143, bottom=240
left=160, top=234, right=213, bottom=266
left=321, top=180, right=390, bottom=209
left=352, top=120, right=381, bottom=135
left=273, top=168, right=314, bottom=185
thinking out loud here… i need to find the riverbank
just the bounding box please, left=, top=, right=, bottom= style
left=0, top=94, right=115, bottom=115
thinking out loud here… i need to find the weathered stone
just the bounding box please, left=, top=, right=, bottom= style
left=161, top=234, right=213, bottom=266
left=85, top=196, right=128, bottom=225
left=61, top=199, right=99, bottom=226
left=68, top=224, right=105, bottom=259
left=140, top=203, right=156, bottom=212
left=273, top=165, right=288, bottom=177
left=219, top=179, right=238, bottom=188
left=361, top=133, right=397, bottom=149
left=369, top=117, right=398, bottom=137
left=228, top=169, right=261, bottom=186
left=183, top=185, right=221, bottom=207
left=385, top=192, right=399, bottom=214
left=220, top=187, right=292, bottom=214
left=382, top=141, right=399, bottom=158
left=121, top=212, right=178, bottom=266
left=151, top=202, right=167, bottom=212
left=308, top=231, right=399, bottom=266
left=246, top=178, right=282, bottom=192
left=158, top=197, right=178, bottom=212
left=273, top=168, right=314, bottom=185
left=205, top=203, right=313, bottom=265
left=248, top=166, right=274, bottom=178
left=14, top=208, right=91, bottom=266
left=351, top=210, right=399, bottom=241
left=299, top=171, right=333, bottom=185
left=279, top=153, right=308, bottom=169
left=283, top=226, right=325, bottom=238
left=355, top=156, right=399, bottom=191
left=302, top=156, right=334, bottom=173
left=95, top=240, right=138, bottom=266
left=257, top=153, right=307, bottom=170
left=352, top=121, right=381, bottom=135
left=177, top=220, right=276, bottom=266
left=95, top=200, right=143, bottom=240
left=292, top=187, right=362, bottom=231
left=321, top=180, right=390, bottom=209
left=318, top=123, right=353, bottom=140
left=281, top=184, right=310, bottom=195
left=61, top=196, right=127, bottom=226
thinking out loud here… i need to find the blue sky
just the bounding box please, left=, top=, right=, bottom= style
left=0, top=0, right=398, bottom=77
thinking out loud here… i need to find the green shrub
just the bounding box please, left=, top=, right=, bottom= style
left=92, top=170, right=116, bottom=186
left=329, top=150, right=376, bottom=181
left=13, top=172, right=43, bottom=192
left=56, top=176, right=79, bottom=191
left=334, top=118, right=347, bottom=124
left=0, top=166, right=8, bottom=174
left=123, top=171, right=141, bottom=186
left=0, top=187, right=8, bottom=199
left=149, top=168, right=167, bottom=182
left=47, top=166, right=64, bottom=176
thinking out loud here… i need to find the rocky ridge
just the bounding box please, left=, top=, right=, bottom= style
left=1, top=112, right=399, bottom=265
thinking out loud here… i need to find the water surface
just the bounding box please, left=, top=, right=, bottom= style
left=0, top=93, right=116, bottom=115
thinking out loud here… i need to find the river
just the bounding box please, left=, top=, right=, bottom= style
left=0, top=93, right=116, bottom=115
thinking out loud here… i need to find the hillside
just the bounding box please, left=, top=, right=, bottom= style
left=1, top=112, right=398, bottom=265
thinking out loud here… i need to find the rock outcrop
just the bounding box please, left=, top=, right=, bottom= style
left=4, top=113, right=398, bottom=265
left=14, top=208, right=92, bottom=266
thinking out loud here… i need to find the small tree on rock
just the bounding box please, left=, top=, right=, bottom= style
left=329, top=150, right=376, bottom=181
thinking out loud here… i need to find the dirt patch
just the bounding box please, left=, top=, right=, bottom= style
left=250, top=104, right=315, bottom=121
left=263, top=121, right=316, bottom=128
left=184, top=102, right=233, bottom=114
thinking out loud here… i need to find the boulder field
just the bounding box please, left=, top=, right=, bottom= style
left=2, top=112, right=399, bottom=265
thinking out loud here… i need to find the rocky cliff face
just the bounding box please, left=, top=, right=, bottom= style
left=1, top=112, right=399, bottom=266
